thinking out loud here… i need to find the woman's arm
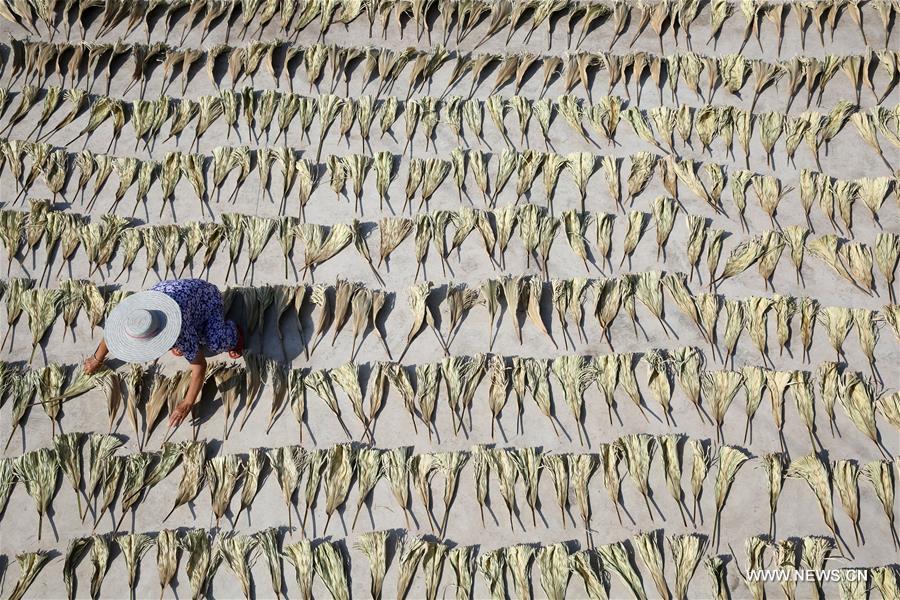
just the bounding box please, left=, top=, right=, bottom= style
left=169, top=352, right=207, bottom=427
left=84, top=340, right=109, bottom=374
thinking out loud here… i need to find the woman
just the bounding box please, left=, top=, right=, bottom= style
left=85, top=279, right=244, bottom=426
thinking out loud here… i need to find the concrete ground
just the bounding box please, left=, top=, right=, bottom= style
left=1, top=1, right=899, bottom=598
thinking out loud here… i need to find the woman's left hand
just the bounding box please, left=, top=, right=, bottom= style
left=169, top=400, right=193, bottom=427
left=83, top=356, right=103, bottom=375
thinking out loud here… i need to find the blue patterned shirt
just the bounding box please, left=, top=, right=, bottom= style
left=150, top=279, right=237, bottom=362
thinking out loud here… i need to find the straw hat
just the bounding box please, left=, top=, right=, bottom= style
left=104, top=291, right=182, bottom=362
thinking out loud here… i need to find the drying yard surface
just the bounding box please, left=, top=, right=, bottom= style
left=0, top=0, right=899, bottom=598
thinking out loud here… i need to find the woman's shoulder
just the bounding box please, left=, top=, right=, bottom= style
left=151, top=278, right=215, bottom=295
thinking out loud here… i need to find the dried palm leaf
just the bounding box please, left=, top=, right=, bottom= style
left=879, top=391, right=900, bottom=433
left=180, top=529, right=221, bottom=600
left=419, top=540, right=447, bottom=600
left=668, top=533, right=707, bottom=600
left=620, top=434, right=656, bottom=520
left=633, top=530, right=668, bottom=600
left=756, top=451, right=786, bottom=540
left=666, top=348, right=702, bottom=424
left=353, top=530, right=390, bottom=600
left=627, top=151, right=657, bottom=204
left=13, top=446, right=58, bottom=539
left=154, top=529, right=180, bottom=600
left=53, top=431, right=85, bottom=517
left=206, top=454, right=245, bottom=527
left=596, top=541, right=646, bottom=600
left=301, top=222, right=354, bottom=277
left=704, top=554, right=729, bottom=600
left=700, top=370, right=742, bottom=443
left=323, top=443, right=355, bottom=532
left=871, top=566, right=900, bottom=599
left=654, top=434, right=686, bottom=527
left=397, top=536, right=429, bottom=600
left=787, top=453, right=842, bottom=550
left=832, top=459, right=862, bottom=546
left=484, top=448, right=519, bottom=531
left=711, top=445, right=750, bottom=549
left=735, top=534, right=767, bottom=600
left=63, top=537, right=91, bottom=600
left=865, top=460, right=898, bottom=548
left=640, top=352, right=671, bottom=425
left=875, top=232, right=899, bottom=303
left=81, top=432, right=120, bottom=517
left=716, top=236, right=767, bottom=286
left=800, top=536, right=836, bottom=598
left=7, top=551, right=53, bottom=600
left=406, top=281, right=447, bottom=360
left=165, top=440, right=206, bottom=521
left=90, top=533, right=111, bottom=599
left=268, top=537, right=306, bottom=600
left=20, top=286, right=61, bottom=364
left=537, top=543, right=570, bottom=600
left=216, top=533, right=257, bottom=600
left=118, top=533, right=154, bottom=600
left=331, top=361, right=368, bottom=436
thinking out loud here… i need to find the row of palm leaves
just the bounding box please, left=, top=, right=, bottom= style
left=2, top=155, right=897, bottom=276
left=730, top=534, right=900, bottom=600
left=3, top=199, right=898, bottom=306
left=0, top=277, right=130, bottom=347
left=4, top=258, right=899, bottom=371
left=31, top=0, right=900, bottom=47
left=3, top=134, right=898, bottom=240
left=3, top=273, right=899, bottom=386
left=9, top=35, right=900, bottom=113
left=9, top=36, right=898, bottom=101
left=0, top=359, right=125, bottom=447
left=0, top=533, right=891, bottom=600
left=5, top=526, right=341, bottom=600
left=4, top=333, right=898, bottom=456
left=401, top=275, right=900, bottom=367
left=3, top=432, right=897, bottom=558
left=467, top=531, right=897, bottom=600
left=5, top=83, right=899, bottom=175
left=269, top=354, right=899, bottom=458
left=0, top=210, right=382, bottom=282
left=6, top=527, right=897, bottom=600
left=0, top=432, right=794, bottom=542
left=0, top=275, right=135, bottom=363
left=0, top=273, right=390, bottom=364
left=7, top=0, right=897, bottom=50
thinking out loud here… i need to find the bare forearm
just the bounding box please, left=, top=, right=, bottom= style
left=183, top=366, right=206, bottom=407
left=84, top=340, right=109, bottom=374
left=168, top=354, right=206, bottom=426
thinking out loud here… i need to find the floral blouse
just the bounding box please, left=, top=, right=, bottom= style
left=150, top=279, right=237, bottom=362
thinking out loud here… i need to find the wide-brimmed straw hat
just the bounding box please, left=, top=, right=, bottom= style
left=104, top=291, right=182, bottom=362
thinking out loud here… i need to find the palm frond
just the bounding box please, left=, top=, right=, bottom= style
left=711, top=445, right=751, bottom=549
left=216, top=533, right=257, bottom=600
left=596, top=541, right=646, bottom=600
left=864, top=460, right=898, bottom=548
left=355, top=530, right=391, bottom=600
left=13, top=446, right=58, bottom=540
left=180, top=529, right=221, bottom=600
left=787, top=453, right=842, bottom=549
left=118, top=533, right=155, bottom=600
left=7, top=551, right=53, bottom=600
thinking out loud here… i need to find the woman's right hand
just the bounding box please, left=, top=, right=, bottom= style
left=84, top=356, right=103, bottom=375
left=85, top=341, right=110, bottom=375
left=169, top=399, right=193, bottom=427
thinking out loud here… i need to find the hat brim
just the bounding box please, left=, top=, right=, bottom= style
left=104, top=291, right=182, bottom=363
